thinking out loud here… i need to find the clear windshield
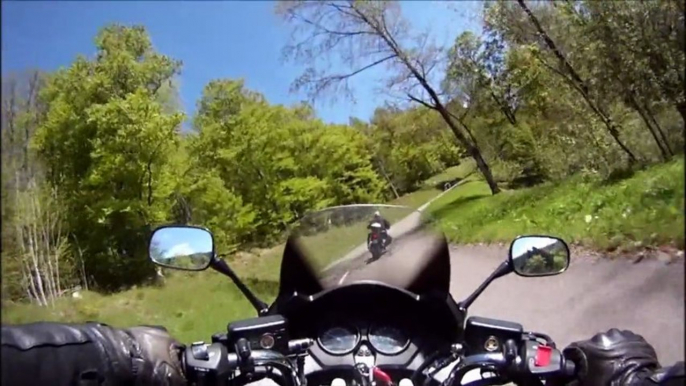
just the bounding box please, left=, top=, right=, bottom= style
left=279, top=204, right=450, bottom=295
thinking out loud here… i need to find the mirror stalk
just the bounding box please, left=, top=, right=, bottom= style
left=457, top=260, right=513, bottom=312
left=210, top=256, right=270, bottom=315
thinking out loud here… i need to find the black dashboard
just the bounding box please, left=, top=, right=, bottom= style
left=271, top=282, right=465, bottom=373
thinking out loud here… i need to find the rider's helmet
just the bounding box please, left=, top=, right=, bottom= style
left=373, top=211, right=381, bottom=218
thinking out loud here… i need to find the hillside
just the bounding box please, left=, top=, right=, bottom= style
left=3, top=158, right=683, bottom=343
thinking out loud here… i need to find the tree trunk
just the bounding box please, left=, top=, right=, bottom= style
left=376, top=159, right=400, bottom=199
left=360, top=9, right=501, bottom=195
left=489, top=89, right=517, bottom=125
left=644, top=104, right=673, bottom=157
left=627, top=94, right=670, bottom=161
left=676, top=101, right=686, bottom=128
left=27, top=231, right=48, bottom=307
left=435, top=103, right=501, bottom=194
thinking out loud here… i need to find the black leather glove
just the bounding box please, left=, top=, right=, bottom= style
left=563, top=328, right=660, bottom=386
left=124, top=325, right=187, bottom=385
left=1, top=322, right=186, bottom=386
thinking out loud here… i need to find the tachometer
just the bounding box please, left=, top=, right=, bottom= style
left=318, top=326, right=359, bottom=355
left=368, top=325, right=410, bottom=355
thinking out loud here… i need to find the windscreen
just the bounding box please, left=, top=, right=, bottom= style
left=277, top=204, right=451, bottom=296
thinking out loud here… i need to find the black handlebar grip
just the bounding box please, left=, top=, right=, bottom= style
left=563, top=359, right=577, bottom=377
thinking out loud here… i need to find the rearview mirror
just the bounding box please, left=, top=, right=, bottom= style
left=509, top=235, right=570, bottom=277
left=148, top=225, right=214, bottom=271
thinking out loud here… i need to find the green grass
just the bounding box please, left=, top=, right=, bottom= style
left=421, top=161, right=476, bottom=189
left=390, top=188, right=441, bottom=208
left=428, top=156, right=685, bottom=251
left=1, top=271, right=279, bottom=344
left=229, top=220, right=378, bottom=281
left=389, top=162, right=477, bottom=208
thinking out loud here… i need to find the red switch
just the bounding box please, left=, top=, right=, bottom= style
left=534, top=345, right=552, bottom=367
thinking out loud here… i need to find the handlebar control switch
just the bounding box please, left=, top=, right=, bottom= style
left=191, top=341, right=210, bottom=361
left=184, top=343, right=233, bottom=384
left=236, top=338, right=252, bottom=360
left=521, top=340, right=565, bottom=377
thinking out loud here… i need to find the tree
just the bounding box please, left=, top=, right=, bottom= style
left=1, top=70, right=73, bottom=305
left=189, top=78, right=386, bottom=246
left=32, top=24, right=185, bottom=291
left=276, top=0, right=501, bottom=194
left=445, top=31, right=521, bottom=127
left=576, top=0, right=684, bottom=159
left=514, top=0, right=638, bottom=164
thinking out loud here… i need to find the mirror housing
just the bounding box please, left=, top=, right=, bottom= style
left=148, top=225, right=214, bottom=271
left=509, top=235, right=570, bottom=277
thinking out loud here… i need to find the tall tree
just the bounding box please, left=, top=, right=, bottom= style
left=276, top=0, right=501, bottom=194
left=514, top=0, right=638, bottom=164
left=33, top=24, right=185, bottom=290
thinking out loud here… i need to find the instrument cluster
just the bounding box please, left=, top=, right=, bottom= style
left=317, top=323, right=411, bottom=356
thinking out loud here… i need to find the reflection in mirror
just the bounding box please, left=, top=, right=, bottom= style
left=148, top=226, right=214, bottom=271
left=509, top=236, right=570, bottom=277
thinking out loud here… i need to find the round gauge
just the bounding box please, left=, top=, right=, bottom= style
left=318, top=326, right=360, bottom=355
left=368, top=325, right=410, bottom=355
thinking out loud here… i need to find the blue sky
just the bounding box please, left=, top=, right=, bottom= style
left=151, top=226, right=213, bottom=259
left=2, top=1, right=481, bottom=124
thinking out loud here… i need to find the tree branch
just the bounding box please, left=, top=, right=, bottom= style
left=406, top=93, right=437, bottom=110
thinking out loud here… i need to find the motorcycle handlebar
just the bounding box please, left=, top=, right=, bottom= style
left=183, top=337, right=578, bottom=386
left=443, top=344, right=577, bottom=386
left=183, top=341, right=303, bottom=386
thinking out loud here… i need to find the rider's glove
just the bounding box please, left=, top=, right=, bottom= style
left=562, top=328, right=660, bottom=386
left=124, top=325, right=186, bottom=385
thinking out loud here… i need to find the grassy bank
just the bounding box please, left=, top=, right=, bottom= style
left=1, top=272, right=280, bottom=343
left=428, top=156, right=684, bottom=251
left=389, top=163, right=474, bottom=208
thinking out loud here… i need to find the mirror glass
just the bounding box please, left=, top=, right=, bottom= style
left=509, top=236, right=570, bottom=276
left=148, top=226, right=214, bottom=271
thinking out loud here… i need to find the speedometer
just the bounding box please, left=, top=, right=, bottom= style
left=318, top=326, right=359, bottom=355
left=368, top=325, right=410, bottom=355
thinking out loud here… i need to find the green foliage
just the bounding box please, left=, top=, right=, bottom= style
left=429, top=156, right=685, bottom=250
left=366, top=106, right=464, bottom=195
left=188, top=79, right=386, bottom=248
left=32, top=24, right=185, bottom=290
left=472, top=0, right=684, bottom=178
left=1, top=272, right=280, bottom=344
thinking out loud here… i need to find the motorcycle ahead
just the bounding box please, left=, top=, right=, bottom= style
left=367, top=222, right=386, bottom=262
left=147, top=204, right=575, bottom=386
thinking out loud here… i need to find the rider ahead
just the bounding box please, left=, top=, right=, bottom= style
left=367, top=210, right=392, bottom=247
left=1, top=322, right=683, bottom=386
